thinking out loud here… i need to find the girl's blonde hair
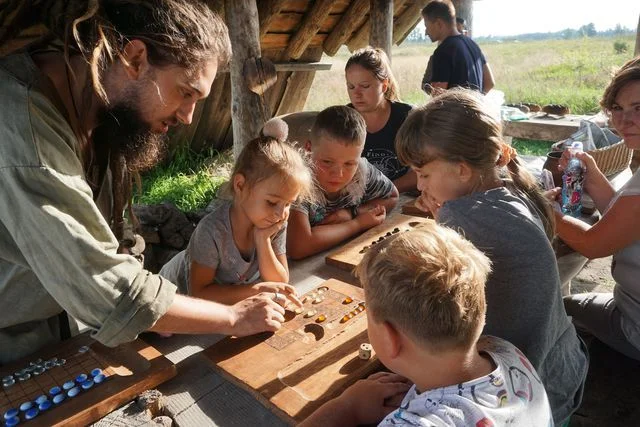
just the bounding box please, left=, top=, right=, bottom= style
left=345, top=47, right=400, bottom=102
left=396, top=89, right=555, bottom=240
left=221, top=119, right=315, bottom=204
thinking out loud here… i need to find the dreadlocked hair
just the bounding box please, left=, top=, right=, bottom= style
left=0, top=0, right=231, bottom=244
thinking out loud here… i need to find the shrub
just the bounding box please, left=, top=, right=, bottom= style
left=614, top=41, right=629, bottom=54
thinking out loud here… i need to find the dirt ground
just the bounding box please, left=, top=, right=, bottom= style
left=571, top=256, right=615, bottom=294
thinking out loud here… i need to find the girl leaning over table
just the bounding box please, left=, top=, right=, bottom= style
left=552, top=56, right=640, bottom=361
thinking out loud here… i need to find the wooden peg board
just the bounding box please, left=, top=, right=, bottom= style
left=0, top=333, right=176, bottom=426
left=325, top=214, right=433, bottom=272
left=401, top=198, right=432, bottom=218
left=204, top=279, right=381, bottom=424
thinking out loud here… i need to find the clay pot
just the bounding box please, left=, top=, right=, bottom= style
left=542, top=151, right=563, bottom=187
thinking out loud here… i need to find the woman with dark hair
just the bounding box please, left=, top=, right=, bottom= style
left=345, top=47, right=416, bottom=193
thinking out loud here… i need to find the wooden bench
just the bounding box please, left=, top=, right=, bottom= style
left=503, top=114, right=588, bottom=141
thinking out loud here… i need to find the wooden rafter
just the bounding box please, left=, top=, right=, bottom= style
left=323, top=0, right=370, bottom=56
left=392, top=0, right=430, bottom=45
left=258, top=0, right=288, bottom=37
left=283, top=0, right=335, bottom=60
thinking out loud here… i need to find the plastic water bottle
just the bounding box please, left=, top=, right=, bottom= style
left=561, top=141, right=585, bottom=217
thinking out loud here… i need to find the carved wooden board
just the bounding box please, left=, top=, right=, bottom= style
left=401, top=199, right=432, bottom=218
left=325, top=214, right=433, bottom=272
left=205, top=279, right=381, bottom=424
left=0, top=333, right=176, bottom=427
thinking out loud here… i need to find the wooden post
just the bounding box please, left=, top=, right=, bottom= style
left=452, top=0, right=473, bottom=37
left=225, top=0, right=265, bottom=159
left=635, top=13, right=640, bottom=56
left=369, top=0, right=393, bottom=60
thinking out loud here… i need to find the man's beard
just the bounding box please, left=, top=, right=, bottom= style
left=92, top=103, right=168, bottom=173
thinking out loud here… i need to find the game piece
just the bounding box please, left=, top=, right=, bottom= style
left=19, top=401, right=32, bottom=412
left=206, top=279, right=381, bottom=423
left=5, top=415, right=19, bottom=426
left=304, top=310, right=317, bottom=318
left=326, top=214, right=431, bottom=271
left=342, top=297, right=353, bottom=304
left=312, top=297, right=323, bottom=304
left=78, top=346, right=89, bottom=354
left=293, top=307, right=303, bottom=315
left=0, top=334, right=175, bottom=426
left=3, top=408, right=18, bottom=419
left=67, top=387, right=80, bottom=398
left=359, top=343, right=373, bottom=360
left=25, top=407, right=39, bottom=420
left=2, top=378, right=14, bottom=388
left=62, top=381, right=75, bottom=391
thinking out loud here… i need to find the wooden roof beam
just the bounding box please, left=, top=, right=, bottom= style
left=258, top=0, right=288, bottom=37
left=323, top=0, right=370, bottom=56
left=392, top=0, right=430, bottom=45
left=274, top=62, right=332, bottom=71
left=283, top=0, right=335, bottom=60
left=347, top=0, right=407, bottom=52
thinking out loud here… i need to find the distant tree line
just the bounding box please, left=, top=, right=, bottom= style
left=405, top=23, right=635, bottom=44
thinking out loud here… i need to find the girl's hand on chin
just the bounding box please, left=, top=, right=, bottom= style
left=416, top=193, right=440, bottom=219
left=254, top=220, right=286, bottom=241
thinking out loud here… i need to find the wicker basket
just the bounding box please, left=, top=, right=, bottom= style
left=587, top=140, right=633, bottom=176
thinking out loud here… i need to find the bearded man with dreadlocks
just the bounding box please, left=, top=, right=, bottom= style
left=0, top=0, right=295, bottom=364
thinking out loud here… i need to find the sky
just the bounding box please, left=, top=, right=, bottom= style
left=416, top=0, right=640, bottom=37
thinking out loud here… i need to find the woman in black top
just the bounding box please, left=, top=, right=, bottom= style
left=345, top=47, right=416, bottom=193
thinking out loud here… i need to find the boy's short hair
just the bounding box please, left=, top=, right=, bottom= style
left=310, top=105, right=366, bottom=146
left=356, top=224, right=491, bottom=352
left=421, top=0, right=456, bottom=24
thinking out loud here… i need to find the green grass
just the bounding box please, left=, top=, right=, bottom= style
left=512, top=138, right=552, bottom=156
left=134, top=145, right=232, bottom=212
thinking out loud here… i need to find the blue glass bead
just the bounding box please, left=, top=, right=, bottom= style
left=38, top=400, right=52, bottom=412
left=52, top=394, right=65, bottom=404
left=35, top=395, right=48, bottom=405
left=75, top=374, right=87, bottom=384
left=3, top=409, right=18, bottom=420
left=81, top=380, right=93, bottom=390
left=49, top=386, right=62, bottom=396
left=18, top=402, right=32, bottom=411
left=24, top=408, right=39, bottom=420
left=67, top=386, right=80, bottom=398
left=62, top=381, right=75, bottom=390
left=4, top=415, right=19, bottom=426
left=93, top=373, right=106, bottom=384
left=90, top=368, right=102, bottom=377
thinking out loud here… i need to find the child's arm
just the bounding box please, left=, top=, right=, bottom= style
left=287, top=208, right=386, bottom=260
left=358, top=185, right=399, bottom=213
left=555, top=194, right=640, bottom=259
left=254, top=220, right=289, bottom=283
left=190, top=261, right=299, bottom=306
left=299, top=372, right=411, bottom=427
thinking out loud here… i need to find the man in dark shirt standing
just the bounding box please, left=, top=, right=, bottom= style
left=421, top=0, right=495, bottom=95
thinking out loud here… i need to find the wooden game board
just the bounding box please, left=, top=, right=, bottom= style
left=204, top=279, right=381, bottom=424
left=0, top=333, right=176, bottom=426
left=401, top=198, right=432, bottom=218
left=325, top=214, right=433, bottom=272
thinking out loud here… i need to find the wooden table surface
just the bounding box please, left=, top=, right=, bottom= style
left=503, top=114, right=588, bottom=141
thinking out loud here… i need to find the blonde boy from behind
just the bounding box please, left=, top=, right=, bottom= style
left=301, top=223, right=552, bottom=427
left=287, top=105, right=398, bottom=259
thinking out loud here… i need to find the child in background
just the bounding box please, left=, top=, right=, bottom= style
left=394, top=89, right=588, bottom=426
left=301, top=225, right=552, bottom=427
left=160, top=119, right=313, bottom=306
left=287, top=106, right=399, bottom=259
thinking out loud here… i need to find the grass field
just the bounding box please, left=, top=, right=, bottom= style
left=136, top=36, right=636, bottom=211
left=305, top=35, right=637, bottom=114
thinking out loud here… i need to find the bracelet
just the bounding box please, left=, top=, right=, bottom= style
left=350, top=205, right=359, bottom=219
